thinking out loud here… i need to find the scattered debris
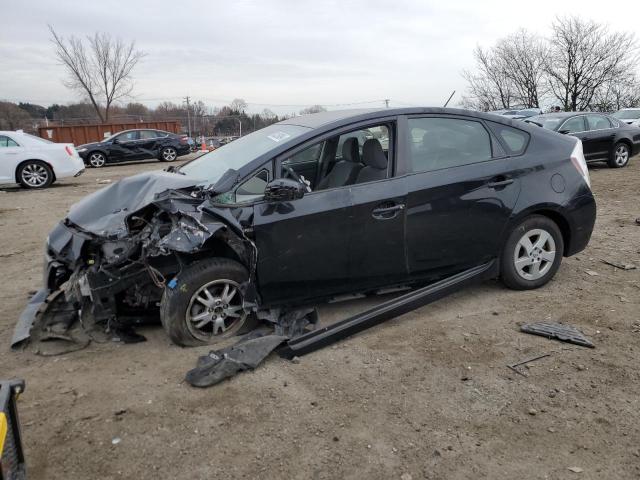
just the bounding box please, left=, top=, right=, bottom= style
left=97, top=179, right=112, bottom=184
left=584, top=269, right=599, bottom=276
left=600, top=259, right=636, bottom=270
left=0, top=250, right=23, bottom=258
left=507, top=353, right=550, bottom=377
left=111, top=437, right=121, bottom=445
left=185, top=335, right=288, bottom=388
left=528, top=408, right=538, bottom=416
left=568, top=466, right=583, bottom=473
left=521, top=322, right=594, bottom=348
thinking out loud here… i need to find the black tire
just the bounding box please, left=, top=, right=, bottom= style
left=500, top=215, right=564, bottom=290
left=17, top=160, right=54, bottom=189
left=608, top=142, right=630, bottom=168
left=159, top=146, right=178, bottom=162
left=87, top=152, right=107, bottom=168
left=160, top=258, right=249, bottom=346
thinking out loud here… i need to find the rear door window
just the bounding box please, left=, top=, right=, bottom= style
left=586, top=115, right=612, bottom=131
left=407, top=117, right=492, bottom=173
left=139, top=130, right=158, bottom=139
left=0, top=135, right=19, bottom=147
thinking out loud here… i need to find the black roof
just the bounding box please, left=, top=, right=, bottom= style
left=278, top=107, right=527, bottom=130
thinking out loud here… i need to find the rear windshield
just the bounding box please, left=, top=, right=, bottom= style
left=612, top=110, right=640, bottom=120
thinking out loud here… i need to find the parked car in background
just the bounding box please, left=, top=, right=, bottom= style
left=0, top=130, right=84, bottom=189
left=526, top=112, right=640, bottom=168
left=611, top=108, right=640, bottom=127
left=503, top=108, right=543, bottom=120
left=17, top=108, right=596, bottom=348
left=76, top=129, right=191, bottom=168
left=490, top=108, right=543, bottom=120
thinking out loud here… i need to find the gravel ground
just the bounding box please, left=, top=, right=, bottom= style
left=0, top=154, right=639, bottom=480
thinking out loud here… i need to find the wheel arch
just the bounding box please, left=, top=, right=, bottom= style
left=506, top=206, right=572, bottom=256
left=15, top=158, right=56, bottom=183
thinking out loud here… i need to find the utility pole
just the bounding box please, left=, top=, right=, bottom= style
left=184, top=96, right=192, bottom=137
left=384, top=99, right=390, bottom=108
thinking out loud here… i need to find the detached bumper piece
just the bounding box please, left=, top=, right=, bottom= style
left=520, top=322, right=595, bottom=348
left=0, top=380, right=26, bottom=480
left=278, top=261, right=497, bottom=359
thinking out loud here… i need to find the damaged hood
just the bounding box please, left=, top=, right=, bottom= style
left=66, top=171, right=204, bottom=238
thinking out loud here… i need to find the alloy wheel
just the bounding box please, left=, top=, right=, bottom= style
left=513, top=228, right=556, bottom=281
left=162, top=148, right=177, bottom=161
left=185, top=279, right=246, bottom=342
left=21, top=163, right=49, bottom=187
left=89, top=153, right=106, bottom=167
left=614, top=145, right=629, bottom=166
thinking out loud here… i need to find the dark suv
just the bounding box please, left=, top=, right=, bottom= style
left=76, top=129, right=191, bottom=167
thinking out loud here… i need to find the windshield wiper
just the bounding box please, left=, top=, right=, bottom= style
left=524, top=120, right=543, bottom=127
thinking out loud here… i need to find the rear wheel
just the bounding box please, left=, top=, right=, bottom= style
left=17, top=161, right=53, bottom=189
left=160, top=147, right=177, bottom=162
left=500, top=215, right=564, bottom=290
left=608, top=142, right=630, bottom=168
left=88, top=152, right=106, bottom=168
left=160, top=258, right=249, bottom=346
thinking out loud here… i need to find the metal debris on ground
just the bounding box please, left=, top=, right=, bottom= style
left=520, top=322, right=594, bottom=348
left=600, top=259, right=637, bottom=270
left=507, top=353, right=551, bottom=377
left=185, top=334, right=288, bottom=388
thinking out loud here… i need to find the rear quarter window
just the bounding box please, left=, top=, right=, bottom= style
left=487, top=122, right=530, bottom=156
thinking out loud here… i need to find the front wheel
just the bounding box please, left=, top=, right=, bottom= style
left=160, top=258, right=249, bottom=346
left=608, top=142, right=630, bottom=168
left=500, top=215, right=564, bottom=290
left=88, top=152, right=107, bottom=168
left=159, top=147, right=178, bottom=162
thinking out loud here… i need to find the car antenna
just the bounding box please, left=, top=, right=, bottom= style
left=443, top=90, right=455, bottom=108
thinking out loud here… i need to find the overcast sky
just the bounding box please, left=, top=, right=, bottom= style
left=1, top=0, right=639, bottom=115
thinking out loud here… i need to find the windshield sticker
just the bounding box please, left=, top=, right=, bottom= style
left=267, top=131, right=291, bottom=142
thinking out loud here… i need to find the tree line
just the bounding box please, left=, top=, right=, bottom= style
left=0, top=99, right=327, bottom=137
left=462, top=16, right=640, bottom=112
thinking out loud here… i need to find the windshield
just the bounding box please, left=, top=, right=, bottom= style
left=612, top=110, right=640, bottom=120
left=526, top=115, right=564, bottom=130
left=179, top=124, right=310, bottom=183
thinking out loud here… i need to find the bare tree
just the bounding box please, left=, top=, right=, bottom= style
left=0, top=102, right=33, bottom=130
left=545, top=16, right=638, bottom=111
left=496, top=30, right=548, bottom=108
left=591, top=72, right=640, bottom=112
left=462, top=46, right=514, bottom=111
left=299, top=105, right=326, bottom=115
left=49, top=26, right=144, bottom=122
left=229, top=98, right=247, bottom=113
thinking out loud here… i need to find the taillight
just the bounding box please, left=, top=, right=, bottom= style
left=65, top=145, right=74, bottom=157
left=570, top=140, right=591, bottom=188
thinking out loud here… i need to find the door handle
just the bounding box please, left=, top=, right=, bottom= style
left=372, top=203, right=405, bottom=219
left=487, top=177, right=514, bottom=189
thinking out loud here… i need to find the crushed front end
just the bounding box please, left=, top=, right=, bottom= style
left=12, top=172, right=256, bottom=349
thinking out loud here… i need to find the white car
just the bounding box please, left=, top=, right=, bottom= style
left=612, top=108, right=640, bottom=127
left=0, top=131, right=85, bottom=189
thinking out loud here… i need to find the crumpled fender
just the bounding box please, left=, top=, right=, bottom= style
left=11, top=288, right=49, bottom=348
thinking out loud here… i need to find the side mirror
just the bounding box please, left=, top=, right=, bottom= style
left=112, top=138, right=120, bottom=144
left=264, top=178, right=306, bottom=202
left=558, top=129, right=570, bottom=135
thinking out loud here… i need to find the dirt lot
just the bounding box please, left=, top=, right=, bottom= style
left=1, top=155, right=639, bottom=480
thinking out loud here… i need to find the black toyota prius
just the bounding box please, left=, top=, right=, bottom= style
left=14, top=108, right=596, bottom=348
